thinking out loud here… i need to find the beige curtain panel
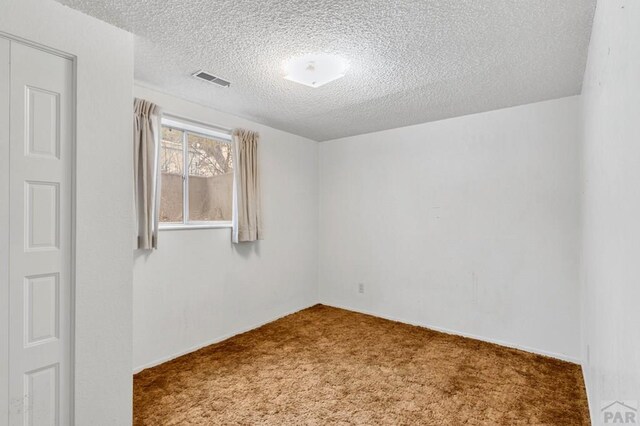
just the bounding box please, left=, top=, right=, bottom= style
left=133, top=98, right=162, bottom=249
left=232, top=129, right=263, bottom=243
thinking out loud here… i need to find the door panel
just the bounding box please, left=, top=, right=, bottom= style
left=8, top=41, right=73, bottom=426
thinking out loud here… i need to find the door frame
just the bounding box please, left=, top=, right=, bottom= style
left=0, top=31, right=77, bottom=425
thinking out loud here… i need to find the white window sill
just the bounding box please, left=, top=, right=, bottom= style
left=159, top=222, right=232, bottom=231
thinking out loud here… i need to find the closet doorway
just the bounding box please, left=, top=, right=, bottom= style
left=0, top=35, right=74, bottom=425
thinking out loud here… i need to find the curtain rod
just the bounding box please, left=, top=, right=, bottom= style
left=162, top=112, right=233, bottom=135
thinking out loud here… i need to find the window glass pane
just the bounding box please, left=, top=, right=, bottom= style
left=187, top=133, right=233, bottom=221
left=159, top=127, right=184, bottom=223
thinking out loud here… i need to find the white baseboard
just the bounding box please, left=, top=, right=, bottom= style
left=581, top=363, right=595, bottom=423
left=133, top=302, right=318, bottom=374
left=134, top=301, right=582, bottom=374
left=321, top=302, right=582, bottom=365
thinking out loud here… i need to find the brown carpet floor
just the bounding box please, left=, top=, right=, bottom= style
left=133, top=305, right=589, bottom=425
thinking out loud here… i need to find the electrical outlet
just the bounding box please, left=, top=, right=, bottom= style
left=358, top=283, right=365, bottom=294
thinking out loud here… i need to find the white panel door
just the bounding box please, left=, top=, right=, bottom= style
left=7, top=41, right=73, bottom=426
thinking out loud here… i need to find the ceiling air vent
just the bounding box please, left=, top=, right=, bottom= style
left=192, top=70, right=231, bottom=88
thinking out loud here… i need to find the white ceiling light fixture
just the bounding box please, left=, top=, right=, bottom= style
left=283, top=54, right=349, bottom=88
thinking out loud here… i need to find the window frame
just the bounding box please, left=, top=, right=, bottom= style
left=159, top=115, right=234, bottom=231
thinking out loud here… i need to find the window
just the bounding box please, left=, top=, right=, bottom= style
left=159, top=117, right=233, bottom=229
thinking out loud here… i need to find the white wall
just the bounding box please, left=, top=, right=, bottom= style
left=319, top=96, right=582, bottom=361
left=132, top=85, right=318, bottom=371
left=581, top=0, right=640, bottom=419
left=0, top=0, right=134, bottom=424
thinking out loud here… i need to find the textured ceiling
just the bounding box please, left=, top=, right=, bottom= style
left=57, top=0, right=595, bottom=141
